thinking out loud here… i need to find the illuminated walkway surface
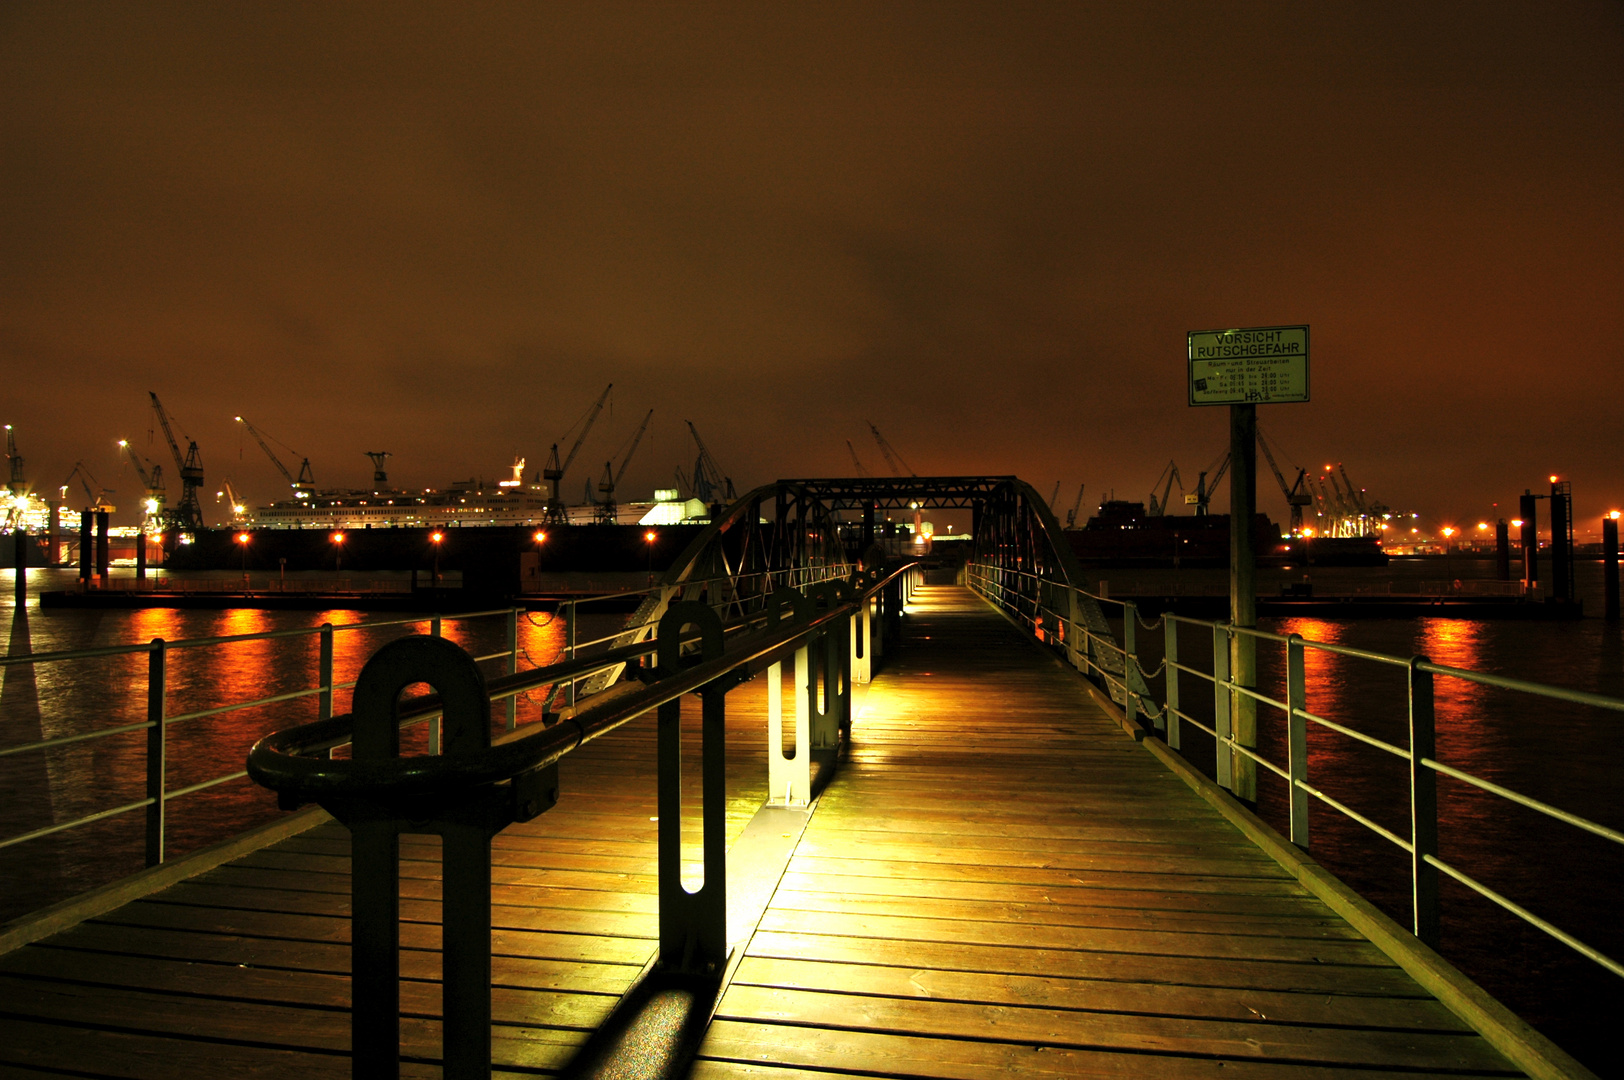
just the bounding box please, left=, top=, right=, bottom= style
left=0, top=586, right=1522, bottom=1078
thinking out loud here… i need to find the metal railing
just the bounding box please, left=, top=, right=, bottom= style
left=965, top=560, right=1624, bottom=979
left=246, top=562, right=921, bottom=1078
left=0, top=564, right=852, bottom=869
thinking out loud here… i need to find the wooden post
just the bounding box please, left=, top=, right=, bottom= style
left=1229, top=403, right=1258, bottom=802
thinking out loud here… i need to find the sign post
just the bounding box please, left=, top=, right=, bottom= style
left=1188, top=325, right=1309, bottom=806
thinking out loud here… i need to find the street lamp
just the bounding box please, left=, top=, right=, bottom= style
left=331, top=531, right=345, bottom=573
left=430, top=531, right=444, bottom=586
left=235, top=531, right=251, bottom=585
left=645, top=530, right=656, bottom=588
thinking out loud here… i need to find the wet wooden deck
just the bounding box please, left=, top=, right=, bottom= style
left=0, top=585, right=1524, bottom=1077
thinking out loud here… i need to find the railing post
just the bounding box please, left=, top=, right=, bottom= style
left=1122, top=602, right=1144, bottom=729
left=1286, top=634, right=1309, bottom=848
left=505, top=608, right=518, bottom=731
left=566, top=601, right=577, bottom=709
left=428, top=616, right=442, bottom=753
left=656, top=601, right=728, bottom=976
left=1212, top=625, right=1232, bottom=790
left=1164, top=617, right=1180, bottom=750
left=1409, top=656, right=1440, bottom=947
left=317, top=623, right=334, bottom=760
left=145, top=638, right=166, bottom=866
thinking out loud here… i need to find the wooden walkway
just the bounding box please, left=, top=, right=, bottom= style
left=0, top=585, right=1524, bottom=1077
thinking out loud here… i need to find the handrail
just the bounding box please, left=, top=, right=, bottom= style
left=963, top=558, right=1624, bottom=986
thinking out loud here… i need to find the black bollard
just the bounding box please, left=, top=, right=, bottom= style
left=1494, top=519, right=1510, bottom=581
left=78, top=510, right=91, bottom=584
left=13, top=527, right=25, bottom=604
left=96, top=510, right=110, bottom=587
left=136, top=532, right=147, bottom=582
left=1519, top=492, right=1538, bottom=594
left=1605, top=516, right=1619, bottom=622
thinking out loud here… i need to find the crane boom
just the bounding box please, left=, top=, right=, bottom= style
left=846, top=440, right=869, bottom=478
left=685, top=421, right=735, bottom=507
left=1147, top=460, right=1182, bottom=516
left=4, top=425, right=23, bottom=495
left=235, top=416, right=315, bottom=495
left=613, top=409, right=654, bottom=490
left=867, top=422, right=915, bottom=477
left=595, top=408, right=654, bottom=523
left=544, top=383, right=612, bottom=522
left=1256, top=427, right=1312, bottom=533
left=1066, top=483, right=1085, bottom=528
left=148, top=392, right=205, bottom=529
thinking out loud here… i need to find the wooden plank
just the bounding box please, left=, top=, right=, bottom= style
left=714, top=985, right=1509, bottom=1071
left=745, top=930, right=1414, bottom=997
left=730, top=956, right=1465, bottom=1030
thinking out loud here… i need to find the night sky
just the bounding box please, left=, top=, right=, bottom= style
left=4, top=3, right=1621, bottom=534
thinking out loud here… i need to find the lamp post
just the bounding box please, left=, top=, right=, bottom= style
left=235, top=531, right=251, bottom=587
left=430, top=531, right=444, bottom=587
left=331, top=531, right=345, bottom=574
left=645, top=530, right=656, bottom=588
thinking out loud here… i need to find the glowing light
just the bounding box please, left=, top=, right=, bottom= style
left=645, top=531, right=656, bottom=542
left=118, top=440, right=128, bottom=448
left=1476, top=523, right=1489, bottom=531
left=235, top=532, right=250, bottom=545
left=1611, top=511, right=1621, bottom=521
left=1549, top=475, right=1559, bottom=484
left=430, top=532, right=444, bottom=543
left=1301, top=527, right=1314, bottom=537
left=1511, top=519, right=1524, bottom=528
left=533, top=530, right=547, bottom=544
left=144, top=498, right=160, bottom=514
left=331, top=532, right=345, bottom=544
left=1442, top=527, right=1455, bottom=538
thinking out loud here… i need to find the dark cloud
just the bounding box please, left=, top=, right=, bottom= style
left=2, top=1, right=1621, bottom=530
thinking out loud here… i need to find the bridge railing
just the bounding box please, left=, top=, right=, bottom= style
left=246, top=562, right=920, bottom=1077
left=0, top=563, right=851, bottom=880
left=965, top=560, right=1624, bottom=982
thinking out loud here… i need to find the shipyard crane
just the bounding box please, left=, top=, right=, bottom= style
left=685, top=421, right=735, bottom=512
left=1146, top=461, right=1183, bottom=517
left=1256, top=427, right=1312, bottom=535
left=867, top=422, right=915, bottom=477
left=543, top=383, right=612, bottom=524
left=1188, top=451, right=1229, bottom=516
left=148, top=392, right=205, bottom=530
left=365, top=451, right=392, bottom=488
left=596, top=408, right=654, bottom=523
left=118, top=441, right=166, bottom=529
left=62, top=462, right=114, bottom=513
left=1048, top=481, right=1062, bottom=510
left=1065, top=483, right=1086, bottom=528
left=846, top=440, right=870, bottom=478
left=235, top=416, right=315, bottom=498
left=221, top=480, right=248, bottom=518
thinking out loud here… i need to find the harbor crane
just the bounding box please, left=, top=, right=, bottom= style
left=682, top=421, right=735, bottom=513
left=867, top=422, right=915, bottom=477
left=1065, top=483, right=1086, bottom=529
left=235, top=417, right=315, bottom=498
left=543, top=383, right=612, bottom=524
left=62, top=462, right=114, bottom=513
left=365, top=452, right=392, bottom=488
left=596, top=408, right=654, bottom=523
left=220, top=480, right=248, bottom=518
left=1188, top=451, right=1229, bottom=516
left=118, top=441, right=166, bottom=529
left=1048, top=481, right=1062, bottom=510
left=1147, top=461, right=1183, bottom=516
left=148, top=392, right=205, bottom=530
left=846, top=440, right=870, bottom=478
left=1256, top=427, right=1312, bottom=535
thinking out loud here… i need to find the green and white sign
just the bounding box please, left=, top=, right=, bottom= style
left=1187, top=324, right=1309, bottom=406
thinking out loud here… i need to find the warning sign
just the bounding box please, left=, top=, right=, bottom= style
left=1188, top=325, right=1309, bottom=406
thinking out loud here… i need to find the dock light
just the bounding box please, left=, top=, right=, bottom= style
left=332, top=531, right=345, bottom=544
left=1611, top=511, right=1622, bottom=521
left=533, top=530, right=547, bottom=544
left=1442, top=527, right=1456, bottom=538
left=235, top=532, right=250, bottom=545
left=1477, top=523, right=1489, bottom=531
left=1512, top=519, right=1524, bottom=528
left=645, top=530, right=656, bottom=543
left=430, top=531, right=444, bottom=544
left=144, top=498, right=160, bottom=515
left=1550, top=475, right=1559, bottom=484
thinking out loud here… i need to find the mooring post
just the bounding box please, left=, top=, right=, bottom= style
left=505, top=608, right=519, bottom=731
left=1520, top=492, right=1539, bottom=594
left=96, top=509, right=110, bottom=588
left=135, top=531, right=147, bottom=582
left=78, top=510, right=91, bottom=586
left=1123, top=602, right=1144, bottom=729
left=766, top=588, right=811, bottom=806
left=12, top=527, right=25, bottom=605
